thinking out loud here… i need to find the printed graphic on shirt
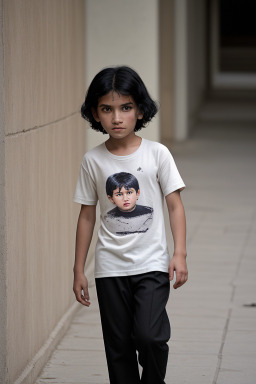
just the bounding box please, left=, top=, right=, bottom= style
left=104, top=172, right=154, bottom=236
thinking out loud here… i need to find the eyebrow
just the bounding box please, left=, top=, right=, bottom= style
left=98, top=102, right=134, bottom=108
left=114, top=188, right=134, bottom=193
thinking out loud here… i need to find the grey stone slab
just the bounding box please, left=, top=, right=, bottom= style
left=171, top=327, right=223, bottom=343
left=36, top=364, right=109, bottom=383
left=170, top=314, right=227, bottom=330
left=243, top=248, right=256, bottom=260
left=168, top=305, right=229, bottom=318
left=37, top=382, right=108, bottom=384
left=237, top=262, right=256, bottom=279
left=168, top=352, right=218, bottom=368
left=170, top=287, right=232, bottom=300
left=189, top=245, right=243, bottom=254
left=47, top=350, right=106, bottom=366
left=166, top=354, right=217, bottom=384
left=169, top=340, right=220, bottom=355
left=222, top=330, right=256, bottom=355
left=229, top=309, right=256, bottom=331
left=217, top=355, right=256, bottom=384
left=232, top=288, right=256, bottom=306
left=57, top=335, right=105, bottom=351
left=65, top=323, right=103, bottom=339
left=71, top=306, right=102, bottom=324
left=168, top=297, right=232, bottom=314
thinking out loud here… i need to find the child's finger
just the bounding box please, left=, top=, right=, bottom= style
left=173, top=272, right=188, bottom=289
left=82, top=287, right=90, bottom=301
left=81, top=287, right=90, bottom=306
left=73, top=285, right=90, bottom=306
left=169, top=265, right=174, bottom=281
left=173, top=275, right=182, bottom=289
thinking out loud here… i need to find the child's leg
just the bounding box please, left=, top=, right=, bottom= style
left=132, top=271, right=170, bottom=384
left=96, top=277, right=141, bottom=384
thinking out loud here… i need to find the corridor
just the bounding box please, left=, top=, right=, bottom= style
left=37, top=122, right=256, bottom=384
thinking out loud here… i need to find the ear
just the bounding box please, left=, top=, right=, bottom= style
left=92, top=107, right=100, bottom=122
left=137, top=110, right=144, bottom=120
left=107, top=195, right=115, bottom=204
left=136, top=189, right=140, bottom=199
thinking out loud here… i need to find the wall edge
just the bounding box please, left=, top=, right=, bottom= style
left=14, top=302, right=80, bottom=384
left=0, top=0, right=7, bottom=381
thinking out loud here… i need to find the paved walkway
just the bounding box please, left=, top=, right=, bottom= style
left=37, top=123, right=256, bottom=384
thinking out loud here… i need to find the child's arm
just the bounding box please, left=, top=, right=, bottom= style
left=165, top=190, right=188, bottom=289
left=73, top=204, right=96, bottom=306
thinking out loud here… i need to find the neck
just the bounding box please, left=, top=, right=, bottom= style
left=106, top=134, right=142, bottom=155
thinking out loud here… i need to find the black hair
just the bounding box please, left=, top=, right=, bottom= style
left=106, top=172, right=140, bottom=197
left=81, top=66, right=158, bottom=133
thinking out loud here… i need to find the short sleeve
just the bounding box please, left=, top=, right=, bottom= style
left=158, top=147, right=185, bottom=196
left=73, top=163, right=98, bottom=205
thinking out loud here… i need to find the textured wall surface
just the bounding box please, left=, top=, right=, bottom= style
left=1, top=1, right=86, bottom=382
left=0, top=0, right=7, bottom=380
left=187, top=0, right=207, bottom=131
left=159, top=0, right=175, bottom=145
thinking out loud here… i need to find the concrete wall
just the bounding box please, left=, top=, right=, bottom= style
left=0, top=0, right=7, bottom=380
left=0, top=1, right=86, bottom=383
left=160, top=0, right=206, bottom=141
left=173, top=0, right=189, bottom=141
left=159, top=0, right=207, bottom=142
left=84, top=0, right=159, bottom=150
left=187, top=0, right=207, bottom=133
left=159, top=0, right=175, bottom=146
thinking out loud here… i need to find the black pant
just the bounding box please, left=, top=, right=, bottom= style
left=96, top=271, right=171, bottom=384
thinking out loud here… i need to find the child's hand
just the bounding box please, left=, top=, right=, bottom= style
left=73, top=272, right=91, bottom=307
left=169, top=253, right=188, bottom=289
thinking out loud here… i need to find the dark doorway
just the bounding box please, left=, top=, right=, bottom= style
left=219, top=0, right=256, bottom=73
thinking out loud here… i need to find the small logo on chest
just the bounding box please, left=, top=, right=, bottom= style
left=137, top=167, right=143, bottom=172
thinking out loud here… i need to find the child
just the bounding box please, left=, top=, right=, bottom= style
left=73, top=66, right=188, bottom=384
left=105, top=171, right=154, bottom=235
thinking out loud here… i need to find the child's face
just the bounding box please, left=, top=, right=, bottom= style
left=108, top=186, right=140, bottom=212
left=92, top=92, right=143, bottom=139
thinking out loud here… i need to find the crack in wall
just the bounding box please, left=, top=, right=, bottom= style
left=5, top=110, right=80, bottom=138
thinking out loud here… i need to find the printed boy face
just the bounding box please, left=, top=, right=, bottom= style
left=92, top=92, right=143, bottom=139
left=108, top=186, right=140, bottom=212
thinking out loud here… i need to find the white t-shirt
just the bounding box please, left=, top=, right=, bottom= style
left=74, top=138, right=185, bottom=278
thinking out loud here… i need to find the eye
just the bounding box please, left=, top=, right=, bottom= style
left=101, top=106, right=111, bottom=112
left=127, top=190, right=133, bottom=195
left=122, top=105, right=132, bottom=112
left=115, top=193, right=122, bottom=197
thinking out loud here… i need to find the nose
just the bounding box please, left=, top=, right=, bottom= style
left=112, top=111, right=123, bottom=124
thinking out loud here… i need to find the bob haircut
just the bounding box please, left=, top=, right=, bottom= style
left=106, top=172, right=140, bottom=197
left=81, top=66, right=158, bottom=133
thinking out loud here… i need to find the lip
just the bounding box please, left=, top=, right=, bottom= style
left=112, top=127, right=125, bottom=130
left=124, top=203, right=130, bottom=206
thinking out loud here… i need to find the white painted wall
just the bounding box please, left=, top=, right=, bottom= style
left=84, top=0, right=159, bottom=150
left=174, top=0, right=207, bottom=140
left=174, top=0, right=188, bottom=141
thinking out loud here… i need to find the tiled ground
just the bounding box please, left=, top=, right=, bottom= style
left=37, top=124, right=256, bottom=384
